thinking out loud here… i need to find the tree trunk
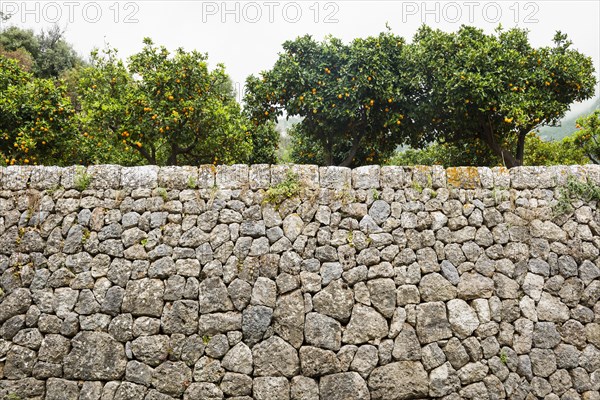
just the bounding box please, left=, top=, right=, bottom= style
left=339, top=135, right=363, bottom=167
left=166, top=142, right=179, bottom=166
left=479, top=121, right=521, bottom=168
left=515, top=131, right=527, bottom=167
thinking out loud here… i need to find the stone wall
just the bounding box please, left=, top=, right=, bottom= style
left=1, top=164, right=600, bottom=400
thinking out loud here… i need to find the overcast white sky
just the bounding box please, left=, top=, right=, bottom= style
left=2, top=0, right=599, bottom=110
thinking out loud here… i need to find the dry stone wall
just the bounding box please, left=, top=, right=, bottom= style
left=1, top=164, right=600, bottom=400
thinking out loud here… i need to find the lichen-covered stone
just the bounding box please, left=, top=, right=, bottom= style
left=253, top=336, right=300, bottom=377
left=368, top=361, right=429, bottom=399
left=63, top=332, right=127, bottom=380
left=320, top=372, right=369, bottom=400
left=342, top=305, right=388, bottom=344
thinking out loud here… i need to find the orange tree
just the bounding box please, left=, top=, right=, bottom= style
left=0, top=55, right=77, bottom=166
left=410, top=25, right=596, bottom=168
left=78, top=38, right=253, bottom=166
left=573, top=110, right=600, bottom=164
left=245, top=32, right=426, bottom=167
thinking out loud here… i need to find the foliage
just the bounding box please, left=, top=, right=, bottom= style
left=572, top=110, right=600, bottom=163
left=287, top=123, right=396, bottom=165
left=409, top=25, right=596, bottom=168
left=0, top=25, right=84, bottom=78
left=499, top=350, right=508, bottom=364
left=73, top=166, right=91, bottom=191
left=391, top=132, right=588, bottom=167
left=0, top=45, right=34, bottom=71
left=248, top=120, right=280, bottom=164
left=390, top=139, right=499, bottom=167
left=77, top=38, right=253, bottom=166
left=523, top=132, right=588, bottom=166
left=0, top=55, right=78, bottom=166
left=554, top=175, right=600, bottom=215
left=245, top=31, right=424, bottom=167
left=264, top=170, right=301, bottom=205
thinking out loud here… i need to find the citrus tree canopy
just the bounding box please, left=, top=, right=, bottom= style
left=410, top=25, right=597, bottom=168
left=245, top=32, right=426, bottom=167
left=0, top=55, right=77, bottom=166
left=78, top=38, right=253, bottom=166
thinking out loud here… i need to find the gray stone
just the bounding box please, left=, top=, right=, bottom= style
left=365, top=278, right=396, bottom=318
left=304, top=312, right=341, bottom=351
left=421, top=342, right=447, bottom=370
left=222, top=342, right=253, bottom=374
left=457, top=272, right=494, bottom=299
left=126, top=360, right=154, bottom=386
left=312, top=280, right=354, bottom=322
left=368, top=361, right=429, bottom=400
left=79, top=381, right=103, bottom=400
left=199, top=277, right=234, bottom=313
left=63, top=332, right=127, bottom=380
left=299, top=346, right=341, bottom=377
left=4, top=345, right=36, bottom=378
left=321, top=262, right=343, bottom=285
left=240, top=220, right=266, bottom=238
left=320, top=372, right=369, bottom=400
left=290, top=376, right=319, bottom=400
left=131, top=335, right=170, bottom=367
left=152, top=361, right=192, bottom=396
left=419, top=272, right=457, bottom=301
left=121, top=278, right=164, bottom=317
left=253, top=376, right=290, bottom=400
left=392, top=324, right=421, bottom=361
left=533, top=322, right=561, bottom=349
left=530, top=348, right=557, bottom=378
left=537, top=293, right=570, bottom=323
left=133, top=316, right=161, bottom=336
left=193, top=356, right=225, bottom=383
left=253, top=336, right=300, bottom=377
left=416, top=301, right=452, bottom=344
left=114, top=382, right=147, bottom=400
left=221, top=372, right=253, bottom=396
left=198, top=307, right=243, bottom=335
left=430, top=362, right=461, bottom=397
left=447, top=299, right=480, bottom=338
left=37, top=334, right=70, bottom=365
left=350, top=344, right=379, bottom=378
left=369, top=200, right=391, bottom=225
left=343, top=305, right=388, bottom=344
left=205, top=334, right=230, bottom=359
left=242, top=305, right=273, bottom=346
left=283, top=214, right=304, bottom=242
left=161, top=300, right=198, bottom=335
left=0, top=288, right=32, bottom=324
left=444, top=337, right=470, bottom=370
left=273, top=290, right=305, bottom=349
left=184, top=382, right=223, bottom=399
left=46, top=377, right=80, bottom=400
left=251, top=277, right=277, bottom=308
left=396, top=285, right=420, bottom=305
left=579, top=345, right=600, bottom=372
left=457, top=361, right=489, bottom=384
left=229, top=279, right=252, bottom=310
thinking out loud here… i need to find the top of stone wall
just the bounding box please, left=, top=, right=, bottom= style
left=0, top=164, right=597, bottom=191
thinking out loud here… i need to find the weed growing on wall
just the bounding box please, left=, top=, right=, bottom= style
left=264, top=170, right=301, bottom=205
left=554, top=175, right=600, bottom=215
left=74, top=166, right=91, bottom=191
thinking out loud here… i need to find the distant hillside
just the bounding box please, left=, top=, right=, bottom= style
left=539, top=96, right=600, bottom=140
left=276, top=115, right=303, bottom=136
